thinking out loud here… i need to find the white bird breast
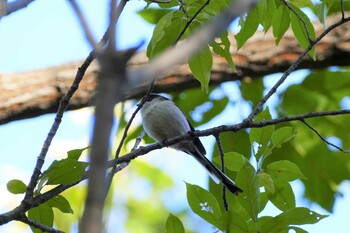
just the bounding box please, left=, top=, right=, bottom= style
left=141, top=100, right=192, bottom=146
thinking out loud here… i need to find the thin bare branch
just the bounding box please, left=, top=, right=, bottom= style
left=0, top=0, right=35, bottom=18
left=246, top=15, right=350, bottom=122
left=116, top=109, right=350, bottom=165
left=132, top=130, right=146, bottom=151
left=20, top=217, right=64, bottom=233
left=282, top=0, right=313, bottom=43
left=174, top=0, right=210, bottom=44
left=149, top=0, right=172, bottom=3
left=214, top=134, right=228, bottom=211
left=23, top=35, right=109, bottom=204
left=341, top=0, right=345, bottom=20
left=300, top=119, right=350, bottom=153
left=105, top=80, right=155, bottom=195
left=68, top=0, right=99, bottom=49
left=178, top=0, right=188, bottom=19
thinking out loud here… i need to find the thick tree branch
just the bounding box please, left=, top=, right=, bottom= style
left=1, top=14, right=349, bottom=125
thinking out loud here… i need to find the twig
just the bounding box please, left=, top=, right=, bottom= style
left=20, top=216, right=63, bottom=233
left=113, top=80, right=155, bottom=165
left=105, top=80, right=156, bottom=195
left=300, top=119, right=350, bottom=153
left=245, top=15, right=350, bottom=123
left=214, top=134, right=228, bottom=211
left=282, top=0, right=313, bottom=44
left=174, top=0, right=211, bottom=44
left=33, top=161, right=129, bottom=207
left=68, top=0, right=99, bottom=49
left=23, top=29, right=110, bottom=205
left=178, top=0, right=188, bottom=19
left=341, top=0, right=345, bottom=20
left=0, top=0, right=35, bottom=18
left=148, top=0, right=173, bottom=3
left=132, top=130, right=146, bottom=151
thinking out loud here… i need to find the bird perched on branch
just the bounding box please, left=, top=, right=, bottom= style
left=139, top=94, right=242, bottom=195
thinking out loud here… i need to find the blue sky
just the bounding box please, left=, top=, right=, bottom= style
left=1, top=0, right=349, bottom=232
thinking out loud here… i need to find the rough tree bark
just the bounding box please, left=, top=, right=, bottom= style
left=0, top=14, right=349, bottom=125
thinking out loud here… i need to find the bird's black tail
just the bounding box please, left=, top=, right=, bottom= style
left=191, top=150, right=243, bottom=195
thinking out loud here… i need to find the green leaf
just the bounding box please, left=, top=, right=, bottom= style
left=258, top=172, right=275, bottom=193
left=327, top=0, right=350, bottom=15
left=157, top=0, right=179, bottom=9
left=271, top=126, right=296, bottom=148
left=249, top=108, right=274, bottom=160
left=260, top=207, right=327, bottom=233
left=266, top=160, right=306, bottom=181
left=222, top=211, right=249, bottom=233
left=41, top=159, right=88, bottom=185
left=147, top=11, right=186, bottom=58
left=235, top=8, right=259, bottom=50
left=213, top=130, right=251, bottom=159
left=236, top=161, right=259, bottom=222
left=67, top=146, right=90, bottom=160
left=189, top=45, right=212, bottom=93
left=272, top=5, right=290, bottom=44
left=289, top=5, right=316, bottom=60
left=166, top=213, right=185, bottom=233
left=240, top=78, right=264, bottom=107
left=259, top=192, right=269, bottom=213
left=288, top=0, right=314, bottom=8
left=257, top=0, right=276, bottom=32
left=7, top=179, right=27, bottom=194
left=28, top=203, right=54, bottom=233
left=266, top=177, right=295, bottom=211
left=211, top=32, right=236, bottom=71
left=314, top=3, right=327, bottom=27
left=186, top=182, right=222, bottom=229
left=137, top=8, right=173, bottom=24
left=48, top=195, right=74, bottom=214
left=213, top=152, right=246, bottom=172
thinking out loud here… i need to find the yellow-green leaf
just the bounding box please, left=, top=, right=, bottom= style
left=189, top=45, right=212, bottom=93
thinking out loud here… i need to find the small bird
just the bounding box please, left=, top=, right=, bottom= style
left=140, top=94, right=242, bottom=195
